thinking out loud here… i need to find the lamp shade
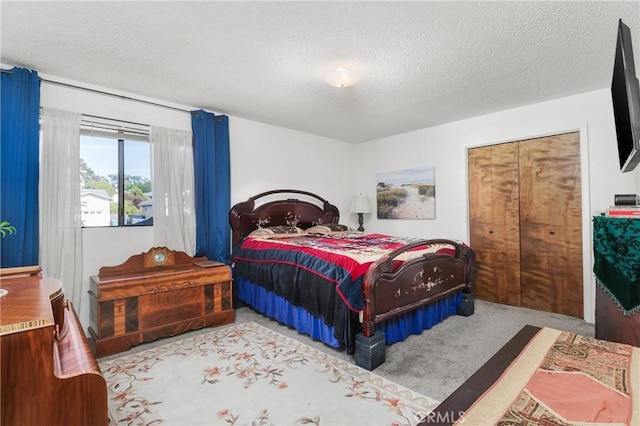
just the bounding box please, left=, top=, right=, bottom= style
left=325, top=67, right=360, bottom=88
left=350, top=193, right=371, bottom=214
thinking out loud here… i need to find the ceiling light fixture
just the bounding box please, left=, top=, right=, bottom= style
left=325, top=67, right=359, bottom=88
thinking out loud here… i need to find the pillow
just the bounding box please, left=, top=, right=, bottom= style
left=306, top=224, right=350, bottom=234
left=265, top=225, right=304, bottom=234
left=324, top=223, right=349, bottom=232
left=248, top=228, right=275, bottom=238
left=305, top=225, right=331, bottom=234
left=249, top=226, right=304, bottom=238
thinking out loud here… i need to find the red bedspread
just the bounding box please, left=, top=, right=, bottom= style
left=232, top=232, right=453, bottom=312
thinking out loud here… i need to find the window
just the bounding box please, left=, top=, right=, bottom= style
left=79, top=117, right=152, bottom=227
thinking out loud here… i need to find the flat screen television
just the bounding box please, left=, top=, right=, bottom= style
left=611, top=19, right=640, bottom=172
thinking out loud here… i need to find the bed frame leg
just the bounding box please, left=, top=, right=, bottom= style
left=457, top=292, right=474, bottom=316
left=355, top=331, right=386, bottom=371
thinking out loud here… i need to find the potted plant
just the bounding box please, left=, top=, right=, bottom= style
left=0, top=221, right=16, bottom=238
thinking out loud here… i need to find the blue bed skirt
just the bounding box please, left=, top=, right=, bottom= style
left=235, top=276, right=461, bottom=349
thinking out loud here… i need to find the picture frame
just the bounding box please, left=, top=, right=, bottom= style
left=376, top=166, right=435, bottom=219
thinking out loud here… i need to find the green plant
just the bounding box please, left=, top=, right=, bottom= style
left=0, top=221, right=16, bottom=238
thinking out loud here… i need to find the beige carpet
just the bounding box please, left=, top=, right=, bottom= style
left=99, top=321, right=439, bottom=425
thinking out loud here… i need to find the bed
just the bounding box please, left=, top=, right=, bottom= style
left=428, top=325, right=640, bottom=425
left=229, top=189, right=476, bottom=370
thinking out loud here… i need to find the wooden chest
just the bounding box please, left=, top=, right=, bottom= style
left=88, top=247, right=234, bottom=357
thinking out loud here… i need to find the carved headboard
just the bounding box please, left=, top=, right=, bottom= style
left=229, top=189, right=340, bottom=249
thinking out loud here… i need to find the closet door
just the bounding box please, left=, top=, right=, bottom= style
left=468, top=143, right=521, bottom=306
left=518, top=132, right=583, bottom=318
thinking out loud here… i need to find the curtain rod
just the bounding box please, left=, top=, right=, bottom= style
left=40, top=78, right=192, bottom=113
left=2, top=68, right=192, bottom=113
left=81, top=113, right=149, bottom=129
left=2, top=68, right=225, bottom=118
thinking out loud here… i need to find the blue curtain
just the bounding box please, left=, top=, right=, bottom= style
left=1, top=68, right=40, bottom=267
left=191, top=110, right=231, bottom=263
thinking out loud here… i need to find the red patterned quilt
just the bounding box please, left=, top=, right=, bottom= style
left=232, top=232, right=455, bottom=312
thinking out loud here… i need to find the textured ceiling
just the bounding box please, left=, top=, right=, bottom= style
left=1, top=1, right=639, bottom=143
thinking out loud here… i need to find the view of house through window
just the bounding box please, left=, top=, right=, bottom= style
left=80, top=134, right=152, bottom=227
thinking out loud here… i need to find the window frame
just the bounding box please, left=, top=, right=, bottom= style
left=79, top=116, right=152, bottom=228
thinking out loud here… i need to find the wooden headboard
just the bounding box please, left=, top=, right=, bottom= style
left=229, top=189, right=340, bottom=249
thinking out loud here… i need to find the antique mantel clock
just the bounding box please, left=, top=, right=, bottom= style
left=144, top=247, right=175, bottom=268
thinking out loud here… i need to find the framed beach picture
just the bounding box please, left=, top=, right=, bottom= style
left=376, top=166, right=435, bottom=219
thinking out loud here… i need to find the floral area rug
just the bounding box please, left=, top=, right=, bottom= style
left=99, top=321, right=439, bottom=425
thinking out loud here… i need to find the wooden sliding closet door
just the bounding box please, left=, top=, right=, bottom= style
left=518, top=133, right=583, bottom=318
left=468, top=132, right=583, bottom=318
left=468, top=143, right=521, bottom=306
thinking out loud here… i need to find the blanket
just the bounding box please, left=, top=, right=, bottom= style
left=232, top=232, right=453, bottom=312
left=458, top=327, right=640, bottom=425
left=593, top=216, right=640, bottom=315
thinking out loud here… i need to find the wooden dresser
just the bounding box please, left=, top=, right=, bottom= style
left=0, top=267, right=108, bottom=426
left=89, top=247, right=234, bottom=357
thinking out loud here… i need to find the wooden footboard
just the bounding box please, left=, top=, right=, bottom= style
left=361, top=239, right=475, bottom=338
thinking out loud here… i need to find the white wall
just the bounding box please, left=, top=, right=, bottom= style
left=39, top=76, right=356, bottom=331
left=353, top=88, right=640, bottom=323
left=229, top=116, right=357, bottom=218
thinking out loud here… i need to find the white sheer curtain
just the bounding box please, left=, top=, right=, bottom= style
left=150, top=126, right=196, bottom=255
left=39, top=108, right=84, bottom=310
